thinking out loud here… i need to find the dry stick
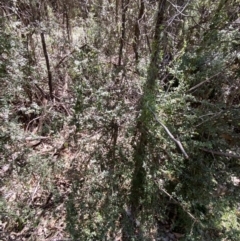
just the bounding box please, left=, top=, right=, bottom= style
left=54, top=44, right=87, bottom=69
left=54, top=51, right=74, bottom=69
left=187, top=72, right=221, bottom=93
left=40, top=32, right=53, bottom=100
left=148, top=105, right=189, bottom=159
left=200, top=148, right=240, bottom=159
left=187, top=65, right=228, bottom=93
left=157, top=182, right=199, bottom=222
left=167, top=0, right=190, bottom=17
left=34, top=83, right=46, bottom=98
left=166, top=0, right=191, bottom=27
left=26, top=116, right=41, bottom=131
left=54, top=49, right=76, bottom=69
left=25, top=136, right=49, bottom=141
left=29, top=180, right=40, bottom=204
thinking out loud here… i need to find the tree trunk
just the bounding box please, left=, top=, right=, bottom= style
left=40, top=32, right=53, bottom=100
left=133, top=0, right=145, bottom=64
left=118, top=0, right=129, bottom=66
left=125, top=0, right=167, bottom=238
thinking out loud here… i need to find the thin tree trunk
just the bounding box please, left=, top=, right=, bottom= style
left=118, top=0, right=129, bottom=66
left=40, top=32, right=53, bottom=100
left=115, top=0, right=119, bottom=23
left=147, top=0, right=167, bottom=90
left=133, top=0, right=145, bottom=63
left=64, top=4, right=72, bottom=42
left=125, top=0, right=167, bottom=238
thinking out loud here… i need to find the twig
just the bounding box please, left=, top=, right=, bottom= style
left=187, top=66, right=228, bottom=93
left=166, top=0, right=190, bottom=27
left=200, top=148, right=240, bottom=159
left=148, top=105, right=189, bottom=159
left=26, top=116, right=42, bottom=131
left=155, top=179, right=199, bottom=222
left=195, top=111, right=223, bottom=128
left=167, top=0, right=190, bottom=17
left=54, top=48, right=79, bottom=69
left=25, top=136, right=49, bottom=141
left=187, top=73, right=219, bottom=93
left=29, top=180, right=40, bottom=204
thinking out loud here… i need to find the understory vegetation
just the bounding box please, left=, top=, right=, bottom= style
left=0, top=0, right=240, bottom=240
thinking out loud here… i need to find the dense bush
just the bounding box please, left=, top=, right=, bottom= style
left=0, top=1, right=239, bottom=240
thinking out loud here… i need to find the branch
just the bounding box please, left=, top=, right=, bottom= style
left=54, top=49, right=76, bottom=69
left=167, top=0, right=190, bottom=17
left=187, top=65, right=229, bottom=93
left=54, top=44, right=87, bottom=69
left=187, top=73, right=219, bottom=93
left=155, top=179, right=199, bottom=222
left=166, top=0, right=191, bottom=27
left=148, top=105, right=189, bottom=159
left=200, top=148, right=240, bottom=159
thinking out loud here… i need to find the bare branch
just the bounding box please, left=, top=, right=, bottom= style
left=187, top=63, right=231, bottom=93
left=155, top=179, right=199, bottom=222
left=148, top=105, right=189, bottom=159
left=200, top=148, right=240, bottom=159
left=187, top=71, right=223, bottom=93
left=167, top=0, right=190, bottom=17
left=54, top=45, right=87, bottom=69
left=166, top=0, right=191, bottom=27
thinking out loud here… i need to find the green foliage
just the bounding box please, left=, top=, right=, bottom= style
left=66, top=1, right=240, bottom=238
left=1, top=0, right=239, bottom=240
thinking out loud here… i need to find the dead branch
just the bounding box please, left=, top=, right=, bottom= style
left=148, top=105, right=189, bottom=159
left=54, top=44, right=87, bottom=69
left=154, top=179, right=199, bottom=222
left=200, top=148, right=240, bottom=159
